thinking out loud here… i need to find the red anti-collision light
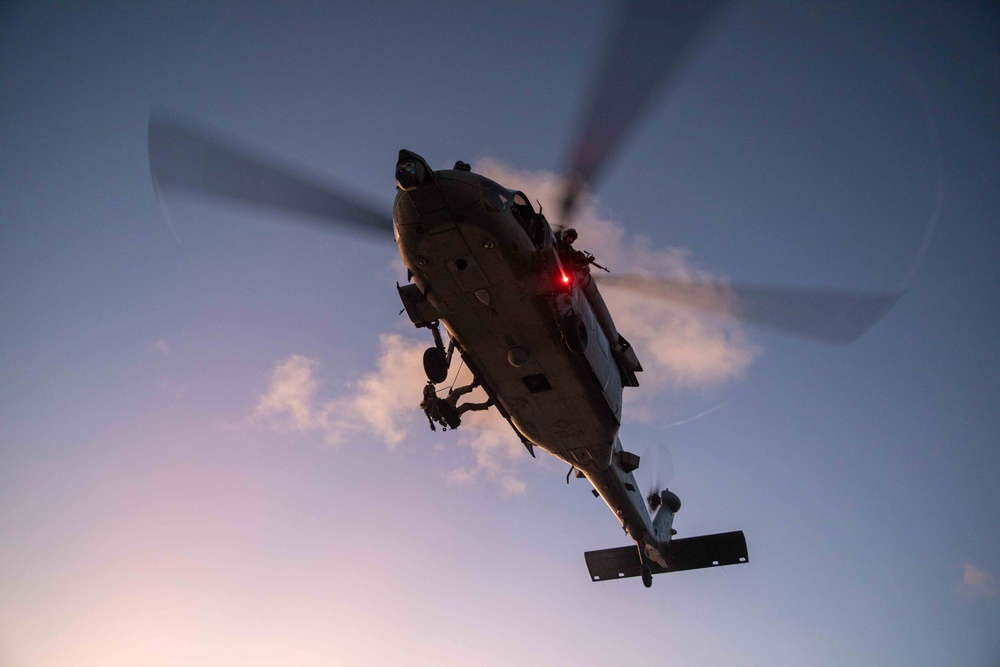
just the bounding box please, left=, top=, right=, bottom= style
left=561, top=271, right=571, bottom=285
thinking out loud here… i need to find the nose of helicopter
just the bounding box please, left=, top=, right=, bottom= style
left=395, top=149, right=431, bottom=191
left=393, top=149, right=447, bottom=230
left=393, top=149, right=482, bottom=232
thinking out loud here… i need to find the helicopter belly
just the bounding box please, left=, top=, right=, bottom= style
left=448, top=288, right=622, bottom=464
left=395, top=180, right=623, bottom=466
left=440, top=257, right=621, bottom=463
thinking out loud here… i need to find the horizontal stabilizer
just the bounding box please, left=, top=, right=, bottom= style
left=585, top=530, right=748, bottom=582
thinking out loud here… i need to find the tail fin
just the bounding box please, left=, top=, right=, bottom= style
left=585, top=530, right=748, bottom=583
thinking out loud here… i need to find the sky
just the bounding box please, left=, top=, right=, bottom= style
left=2, top=1, right=999, bottom=665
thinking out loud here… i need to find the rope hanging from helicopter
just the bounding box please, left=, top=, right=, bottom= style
left=439, top=356, right=467, bottom=395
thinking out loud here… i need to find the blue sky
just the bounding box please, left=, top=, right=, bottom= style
left=2, top=2, right=998, bottom=665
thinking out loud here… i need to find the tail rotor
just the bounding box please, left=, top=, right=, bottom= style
left=642, top=442, right=675, bottom=513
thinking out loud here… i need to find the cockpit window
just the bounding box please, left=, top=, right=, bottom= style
left=480, top=177, right=513, bottom=213
left=513, top=191, right=532, bottom=210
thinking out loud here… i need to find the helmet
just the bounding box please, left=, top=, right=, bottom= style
left=563, top=228, right=578, bottom=242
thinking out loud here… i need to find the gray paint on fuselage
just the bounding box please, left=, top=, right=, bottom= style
left=394, top=170, right=624, bottom=468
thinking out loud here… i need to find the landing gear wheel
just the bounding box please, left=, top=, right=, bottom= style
left=562, top=313, right=588, bottom=354
left=641, top=566, right=653, bottom=588
left=423, top=347, right=448, bottom=384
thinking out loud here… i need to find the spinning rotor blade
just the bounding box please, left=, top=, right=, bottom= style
left=640, top=441, right=676, bottom=512
left=148, top=115, right=392, bottom=236
left=600, top=274, right=902, bottom=344
left=644, top=442, right=675, bottom=488
left=559, top=0, right=732, bottom=224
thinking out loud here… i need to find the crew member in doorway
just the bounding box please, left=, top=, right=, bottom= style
left=421, top=380, right=492, bottom=431
left=556, top=228, right=606, bottom=275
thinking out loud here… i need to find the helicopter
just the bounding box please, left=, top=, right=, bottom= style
left=148, top=1, right=904, bottom=588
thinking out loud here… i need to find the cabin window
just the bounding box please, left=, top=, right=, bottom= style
left=480, top=177, right=512, bottom=213
left=509, top=190, right=548, bottom=251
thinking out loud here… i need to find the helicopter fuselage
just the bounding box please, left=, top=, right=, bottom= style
left=392, top=153, right=674, bottom=565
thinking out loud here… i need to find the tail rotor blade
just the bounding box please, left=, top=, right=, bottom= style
left=652, top=443, right=675, bottom=492
left=642, top=442, right=676, bottom=511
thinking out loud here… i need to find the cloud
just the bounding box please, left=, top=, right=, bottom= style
left=253, top=355, right=327, bottom=432
left=252, top=160, right=760, bottom=493
left=439, top=366, right=530, bottom=496
left=955, top=562, right=999, bottom=600
left=252, top=343, right=531, bottom=493
left=149, top=339, right=170, bottom=355
left=252, top=336, right=426, bottom=448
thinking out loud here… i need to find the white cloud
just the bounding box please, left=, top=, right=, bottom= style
left=252, top=336, right=426, bottom=448
left=252, top=160, right=760, bottom=493
left=955, top=562, right=999, bottom=600
left=440, top=366, right=530, bottom=496
left=252, top=345, right=531, bottom=493
left=149, top=339, right=170, bottom=355
left=253, top=355, right=327, bottom=432
left=349, top=334, right=429, bottom=445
